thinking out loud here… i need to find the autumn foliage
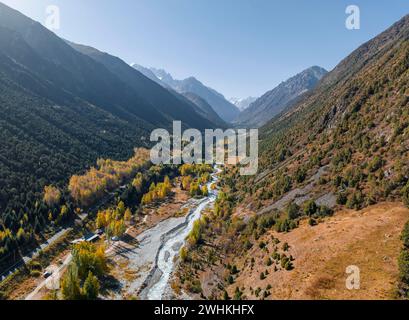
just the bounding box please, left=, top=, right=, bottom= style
left=141, top=176, right=172, bottom=205
left=179, top=164, right=213, bottom=197
left=61, top=242, right=107, bottom=300
left=43, top=185, right=62, bottom=207
left=95, top=201, right=132, bottom=238
left=69, top=148, right=150, bottom=206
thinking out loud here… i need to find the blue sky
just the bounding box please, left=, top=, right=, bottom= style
left=2, top=0, right=409, bottom=98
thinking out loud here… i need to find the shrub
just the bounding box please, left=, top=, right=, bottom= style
left=30, top=261, right=42, bottom=271
left=346, top=191, right=364, bottom=209
left=187, top=280, right=202, bottom=294
left=180, top=246, right=188, bottom=262
left=308, top=218, right=317, bottom=226
left=317, top=205, right=333, bottom=217
left=272, top=252, right=280, bottom=261
left=281, top=256, right=294, bottom=270
left=244, top=240, right=253, bottom=250
left=230, top=265, right=239, bottom=275
left=303, top=200, right=317, bottom=216
left=30, top=270, right=41, bottom=278
left=276, top=218, right=297, bottom=232
left=227, top=275, right=234, bottom=284
left=337, top=192, right=347, bottom=205
left=233, top=287, right=243, bottom=300
left=257, top=213, right=276, bottom=230
left=402, top=182, right=409, bottom=207
left=295, top=166, right=307, bottom=183
left=255, top=287, right=261, bottom=297
left=398, top=250, right=409, bottom=284
left=402, top=221, right=409, bottom=249
left=223, top=290, right=230, bottom=300
left=368, top=156, right=383, bottom=172
left=287, top=202, right=301, bottom=219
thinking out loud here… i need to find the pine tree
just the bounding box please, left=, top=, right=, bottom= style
left=61, top=264, right=81, bottom=300
left=223, top=290, right=230, bottom=300
left=82, top=271, right=100, bottom=300
left=117, top=201, right=126, bottom=216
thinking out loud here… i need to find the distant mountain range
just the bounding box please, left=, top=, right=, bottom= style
left=229, top=97, right=257, bottom=111
left=132, top=64, right=240, bottom=122
left=234, top=66, right=328, bottom=127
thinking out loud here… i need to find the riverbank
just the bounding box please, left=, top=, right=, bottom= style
left=143, top=167, right=220, bottom=299
left=107, top=166, right=220, bottom=300
left=104, top=195, right=203, bottom=299
left=139, top=197, right=209, bottom=299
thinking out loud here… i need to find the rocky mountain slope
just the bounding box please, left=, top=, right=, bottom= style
left=234, top=66, right=327, bottom=127
left=174, top=13, right=409, bottom=300
left=229, top=96, right=257, bottom=111
left=181, top=92, right=227, bottom=127
left=132, top=64, right=240, bottom=122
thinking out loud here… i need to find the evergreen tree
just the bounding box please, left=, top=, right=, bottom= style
left=61, top=264, right=81, bottom=300
left=82, top=271, right=100, bottom=300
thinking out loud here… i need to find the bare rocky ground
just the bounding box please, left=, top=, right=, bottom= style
left=256, top=166, right=335, bottom=215
left=107, top=197, right=203, bottom=299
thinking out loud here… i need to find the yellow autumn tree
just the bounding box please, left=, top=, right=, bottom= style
left=43, top=185, right=61, bottom=207
left=117, top=201, right=126, bottom=216
left=69, top=148, right=150, bottom=207
left=141, top=177, right=172, bottom=205
left=132, top=173, right=144, bottom=192
left=57, top=205, right=69, bottom=223
left=124, top=208, right=132, bottom=221
left=96, top=210, right=108, bottom=229
left=201, top=185, right=209, bottom=196
left=181, top=176, right=192, bottom=190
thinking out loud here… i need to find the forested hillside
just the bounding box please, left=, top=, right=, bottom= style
left=174, top=13, right=409, bottom=299
left=0, top=2, right=217, bottom=267
left=67, top=41, right=216, bottom=130
left=239, top=13, right=409, bottom=212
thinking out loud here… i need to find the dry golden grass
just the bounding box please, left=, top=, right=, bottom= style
left=227, top=202, right=409, bottom=300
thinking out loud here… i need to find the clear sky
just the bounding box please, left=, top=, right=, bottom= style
left=1, top=0, right=409, bottom=98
